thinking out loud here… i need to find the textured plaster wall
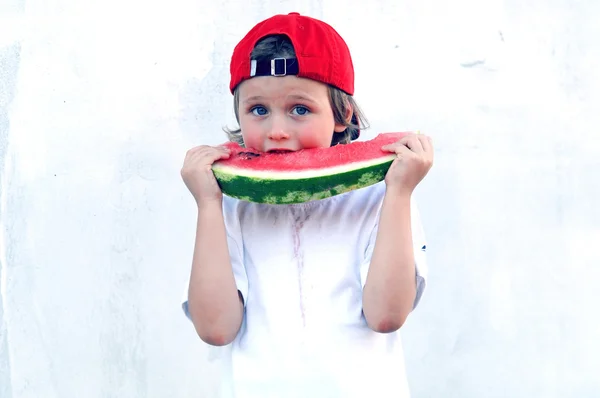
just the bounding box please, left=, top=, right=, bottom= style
left=1, top=0, right=599, bottom=397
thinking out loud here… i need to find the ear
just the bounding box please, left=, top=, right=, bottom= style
left=333, top=104, right=354, bottom=133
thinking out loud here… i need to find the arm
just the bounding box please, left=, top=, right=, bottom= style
left=180, top=144, right=244, bottom=346
left=362, top=190, right=416, bottom=333
left=362, top=132, right=433, bottom=333
left=187, top=199, right=244, bottom=346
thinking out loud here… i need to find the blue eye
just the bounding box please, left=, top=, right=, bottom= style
left=251, top=106, right=268, bottom=116
left=292, top=106, right=309, bottom=116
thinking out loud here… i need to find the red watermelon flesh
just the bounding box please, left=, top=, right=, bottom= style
left=212, top=132, right=409, bottom=204
left=218, top=132, right=407, bottom=172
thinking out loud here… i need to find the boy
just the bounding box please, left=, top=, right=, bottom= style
left=181, top=12, right=433, bottom=397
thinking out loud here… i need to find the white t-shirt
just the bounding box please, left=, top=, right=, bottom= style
left=182, top=181, right=428, bottom=398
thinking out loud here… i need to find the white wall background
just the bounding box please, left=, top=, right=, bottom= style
left=1, top=0, right=599, bottom=397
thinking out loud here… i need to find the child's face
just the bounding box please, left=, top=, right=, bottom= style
left=237, top=76, right=346, bottom=152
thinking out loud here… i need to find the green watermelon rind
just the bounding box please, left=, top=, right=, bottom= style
left=213, top=155, right=396, bottom=205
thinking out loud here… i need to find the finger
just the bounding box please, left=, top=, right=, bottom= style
left=417, top=134, right=433, bottom=153
left=382, top=141, right=412, bottom=154
left=382, top=134, right=413, bottom=152
left=188, top=145, right=230, bottom=156
left=404, top=135, right=425, bottom=153
left=205, top=145, right=231, bottom=154
left=191, top=146, right=230, bottom=160
left=419, top=136, right=434, bottom=165
left=187, top=151, right=230, bottom=170
left=381, top=143, right=401, bottom=153
left=390, top=143, right=414, bottom=158
left=188, top=144, right=213, bottom=153
left=384, top=135, right=424, bottom=154
left=185, top=146, right=209, bottom=161
left=204, top=149, right=231, bottom=163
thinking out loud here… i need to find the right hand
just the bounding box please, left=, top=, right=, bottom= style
left=181, top=145, right=231, bottom=205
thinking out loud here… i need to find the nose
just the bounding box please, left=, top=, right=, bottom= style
left=268, top=130, right=290, bottom=141
left=267, top=117, right=290, bottom=141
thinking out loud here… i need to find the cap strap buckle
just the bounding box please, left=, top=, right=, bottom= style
left=249, top=58, right=298, bottom=78
left=271, top=58, right=286, bottom=76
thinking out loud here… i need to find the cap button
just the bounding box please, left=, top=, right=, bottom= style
left=288, top=12, right=300, bottom=15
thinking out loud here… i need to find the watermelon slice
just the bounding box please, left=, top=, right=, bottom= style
left=212, top=132, right=409, bottom=205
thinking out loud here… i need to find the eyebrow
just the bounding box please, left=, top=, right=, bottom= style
left=241, top=94, right=318, bottom=104
left=242, top=96, right=265, bottom=104
left=287, top=94, right=317, bottom=103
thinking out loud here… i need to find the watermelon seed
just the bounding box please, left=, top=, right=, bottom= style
left=238, top=151, right=260, bottom=160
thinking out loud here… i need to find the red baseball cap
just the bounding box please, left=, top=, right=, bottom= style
left=229, top=12, right=355, bottom=96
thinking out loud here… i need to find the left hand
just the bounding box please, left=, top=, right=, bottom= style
left=381, top=132, right=434, bottom=195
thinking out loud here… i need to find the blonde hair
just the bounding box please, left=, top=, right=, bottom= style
left=224, top=35, right=368, bottom=147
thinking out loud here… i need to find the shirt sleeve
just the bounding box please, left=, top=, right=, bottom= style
left=359, top=196, right=428, bottom=310
left=181, top=196, right=249, bottom=321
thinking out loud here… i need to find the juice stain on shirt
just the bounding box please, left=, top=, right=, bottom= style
left=290, top=207, right=310, bottom=328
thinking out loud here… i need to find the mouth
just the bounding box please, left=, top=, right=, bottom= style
left=266, top=148, right=295, bottom=154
